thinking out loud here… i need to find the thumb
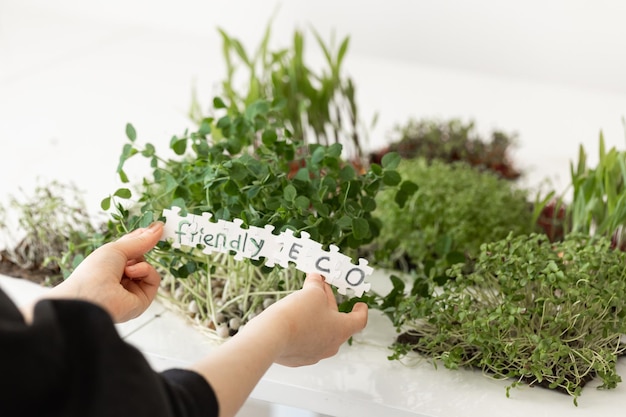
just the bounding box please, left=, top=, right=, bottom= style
left=112, top=222, right=164, bottom=260
left=342, top=301, right=368, bottom=334
left=302, top=273, right=327, bottom=289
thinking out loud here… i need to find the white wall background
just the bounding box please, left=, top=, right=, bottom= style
left=1, top=0, right=626, bottom=220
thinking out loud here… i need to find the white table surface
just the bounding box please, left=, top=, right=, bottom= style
left=2, top=273, right=625, bottom=417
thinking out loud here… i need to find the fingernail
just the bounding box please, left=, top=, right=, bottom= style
left=145, top=221, right=164, bottom=233
left=123, top=222, right=163, bottom=239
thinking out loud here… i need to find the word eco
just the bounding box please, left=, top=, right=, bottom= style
left=161, top=207, right=373, bottom=297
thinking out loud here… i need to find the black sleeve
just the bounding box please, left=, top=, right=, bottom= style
left=0, top=289, right=219, bottom=417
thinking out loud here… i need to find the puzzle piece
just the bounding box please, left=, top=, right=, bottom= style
left=213, top=219, right=235, bottom=255
left=324, top=244, right=353, bottom=287
left=273, top=229, right=297, bottom=268
left=197, top=211, right=222, bottom=254
left=274, top=229, right=323, bottom=269
left=225, top=219, right=249, bottom=261
left=162, top=207, right=183, bottom=245
left=160, top=207, right=375, bottom=297
left=298, top=245, right=373, bottom=297
left=246, top=224, right=283, bottom=267
left=162, top=207, right=200, bottom=249
left=290, top=233, right=324, bottom=274
left=297, top=244, right=343, bottom=285
left=338, top=258, right=373, bottom=297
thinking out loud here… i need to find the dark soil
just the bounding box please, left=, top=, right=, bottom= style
left=0, top=250, right=60, bottom=285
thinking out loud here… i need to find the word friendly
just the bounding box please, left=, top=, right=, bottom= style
left=161, top=207, right=373, bottom=297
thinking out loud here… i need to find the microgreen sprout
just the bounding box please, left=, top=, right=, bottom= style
left=391, top=232, right=626, bottom=404
left=102, top=96, right=414, bottom=338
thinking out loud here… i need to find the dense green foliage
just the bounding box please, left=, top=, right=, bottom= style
left=190, top=20, right=368, bottom=161
left=102, top=97, right=414, bottom=336
left=371, top=118, right=520, bottom=180
left=371, top=158, right=535, bottom=280
left=109, top=99, right=410, bottom=251
left=567, top=133, right=626, bottom=248
left=392, top=233, right=626, bottom=403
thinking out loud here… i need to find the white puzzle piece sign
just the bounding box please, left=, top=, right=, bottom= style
left=161, top=207, right=373, bottom=297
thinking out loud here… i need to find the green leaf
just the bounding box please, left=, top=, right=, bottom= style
left=224, top=180, right=240, bottom=196
left=383, top=170, right=402, bottom=186
left=336, top=37, right=350, bottom=74
left=114, top=188, right=132, bottom=199
left=100, top=196, right=111, bottom=210
left=141, top=143, right=155, bottom=157
left=337, top=215, right=352, bottom=228
left=262, top=129, right=278, bottom=145
left=389, top=274, right=406, bottom=293
left=400, top=180, right=419, bottom=195
left=171, top=198, right=187, bottom=211
left=433, top=274, right=450, bottom=286
left=352, top=217, right=370, bottom=240
left=226, top=137, right=244, bottom=154
left=394, top=180, right=419, bottom=208
left=175, top=261, right=197, bottom=278
left=229, top=161, right=249, bottom=182
left=311, top=146, right=325, bottom=165
left=173, top=186, right=190, bottom=200
left=312, top=200, right=330, bottom=217
left=381, top=152, right=401, bottom=169
left=213, top=97, right=227, bottom=109
left=138, top=211, right=154, bottom=227
left=170, top=137, right=187, bottom=155
left=445, top=251, right=466, bottom=265
left=361, top=196, right=377, bottom=212
left=379, top=274, right=406, bottom=311
left=216, top=116, right=231, bottom=130
left=164, top=173, right=178, bottom=193
left=231, top=38, right=251, bottom=67
left=245, top=100, right=270, bottom=120
left=294, top=195, right=310, bottom=211
left=411, top=277, right=430, bottom=298
left=117, top=143, right=138, bottom=174
left=247, top=185, right=261, bottom=199
left=118, top=169, right=129, bottom=184
left=198, top=119, right=212, bottom=136
left=71, top=254, right=85, bottom=269
left=284, top=184, right=297, bottom=202
left=125, top=123, right=137, bottom=142
left=293, top=167, right=311, bottom=183
left=327, top=143, right=343, bottom=158
left=340, top=165, right=356, bottom=181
